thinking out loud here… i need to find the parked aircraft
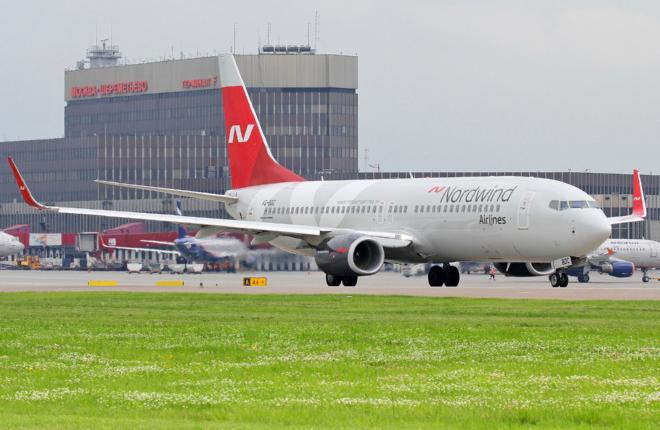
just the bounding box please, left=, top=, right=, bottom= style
left=103, top=201, right=251, bottom=264
left=567, top=238, right=660, bottom=283
left=8, top=54, right=643, bottom=288
left=0, top=231, right=24, bottom=257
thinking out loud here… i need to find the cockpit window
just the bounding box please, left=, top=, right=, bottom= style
left=549, top=199, right=598, bottom=211
left=569, top=200, right=589, bottom=209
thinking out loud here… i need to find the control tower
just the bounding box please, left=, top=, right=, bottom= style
left=81, top=39, right=122, bottom=69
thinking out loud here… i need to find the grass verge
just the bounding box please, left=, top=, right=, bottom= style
left=0, top=293, right=657, bottom=429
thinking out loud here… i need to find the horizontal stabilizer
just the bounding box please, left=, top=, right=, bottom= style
left=95, top=180, right=239, bottom=204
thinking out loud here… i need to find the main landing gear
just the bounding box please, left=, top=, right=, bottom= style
left=577, top=273, right=590, bottom=283
left=428, top=264, right=460, bottom=287
left=549, top=271, right=569, bottom=288
left=325, top=273, right=358, bottom=287
left=642, top=268, right=650, bottom=283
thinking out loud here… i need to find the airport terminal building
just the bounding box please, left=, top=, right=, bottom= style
left=1, top=43, right=660, bottom=249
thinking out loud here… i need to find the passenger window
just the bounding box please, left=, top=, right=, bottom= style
left=414, top=205, right=419, bottom=213
left=496, top=204, right=500, bottom=212
left=393, top=206, right=398, bottom=213
left=461, top=205, right=466, bottom=213
left=467, top=205, right=471, bottom=213
left=378, top=206, right=383, bottom=213
left=443, top=205, right=447, bottom=213
left=420, top=206, right=424, bottom=213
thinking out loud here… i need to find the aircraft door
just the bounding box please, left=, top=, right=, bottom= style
left=375, top=201, right=385, bottom=224
left=386, top=201, right=395, bottom=223
left=517, top=192, right=535, bottom=230
left=651, top=244, right=658, bottom=258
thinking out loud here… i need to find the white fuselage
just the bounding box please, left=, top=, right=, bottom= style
left=0, top=232, right=24, bottom=257
left=225, top=176, right=611, bottom=264
left=594, top=239, right=660, bottom=269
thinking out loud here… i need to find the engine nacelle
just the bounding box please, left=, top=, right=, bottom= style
left=602, top=261, right=634, bottom=278
left=315, top=235, right=384, bottom=277
left=494, top=262, right=556, bottom=277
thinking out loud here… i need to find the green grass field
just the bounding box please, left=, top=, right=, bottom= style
left=0, top=293, right=657, bottom=429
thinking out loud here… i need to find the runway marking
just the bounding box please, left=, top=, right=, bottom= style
left=155, top=280, right=185, bottom=287
left=87, top=280, right=118, bottom=287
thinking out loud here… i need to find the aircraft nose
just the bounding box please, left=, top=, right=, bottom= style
left=575, top=211, right=611, bottom=251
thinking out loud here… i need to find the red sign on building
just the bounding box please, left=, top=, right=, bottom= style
left=182, top=77, right=217, bottom=89
left=71, top=80, right=149, bottom=98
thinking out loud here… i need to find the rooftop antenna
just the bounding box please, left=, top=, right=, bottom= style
left=363, top=148, right=369, bottom=172
left=314, top=11, right=320, bottom=50
left=267, top=22, right=271, bottom=45
left=307, top=22, right=311, bottom=46
left=232, top=22, right=237, bottom=53
left=368, top=163, right=381, bottom=173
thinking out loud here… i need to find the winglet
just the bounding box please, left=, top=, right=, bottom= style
left=7, top=157, right=46, bottom=210
left=632, top=169, right=646, bottom=218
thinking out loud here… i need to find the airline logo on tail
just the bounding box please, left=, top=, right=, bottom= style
left=228, top=124, right=255, bottom=144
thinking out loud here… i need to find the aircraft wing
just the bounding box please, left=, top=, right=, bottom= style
left=8, top=157, right=413, bottom=248
left=586, top=248, right=615, bottom=266
left=100, top=236, right=181, bottom=256
left=104, top=244, right=181, bottom=256
left=140, top=240, right=177, bottom=247
left=608, top=169, right=646, bottom=225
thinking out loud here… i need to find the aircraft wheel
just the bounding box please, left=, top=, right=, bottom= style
left=559, top=273, right=569, bottom=287
left=445, top=265, right=460, bottom=287
left=428, top=265, right=445, bottom=287
left=642, top=275, right=650, bottom=283
left=342, top=276, right=358, bottom=287
left=325, top=273, right=342, bottom=287
left=549, top=273, right=560, bottom=288
left=578, top=274, right=590, bottom=283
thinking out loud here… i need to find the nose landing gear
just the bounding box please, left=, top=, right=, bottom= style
left=549, top=271, right=569, bottom=288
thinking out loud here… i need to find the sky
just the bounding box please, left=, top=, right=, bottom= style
left=1, top=0, right=659, bottom=173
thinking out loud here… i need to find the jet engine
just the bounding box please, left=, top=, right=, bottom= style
left=315, top=234, right=384, bottom=277
left=494, top=262, right=556, bottom=277
left=600, top=261, right=634, bottom=278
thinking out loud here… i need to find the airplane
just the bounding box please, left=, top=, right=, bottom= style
left=102, top=201, right=252, bottom=265
left=0, top=231, right=24, bottom=258
left=7, top=54, right=643, bottom=288
left=566, top=238, right=660, bottom=283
